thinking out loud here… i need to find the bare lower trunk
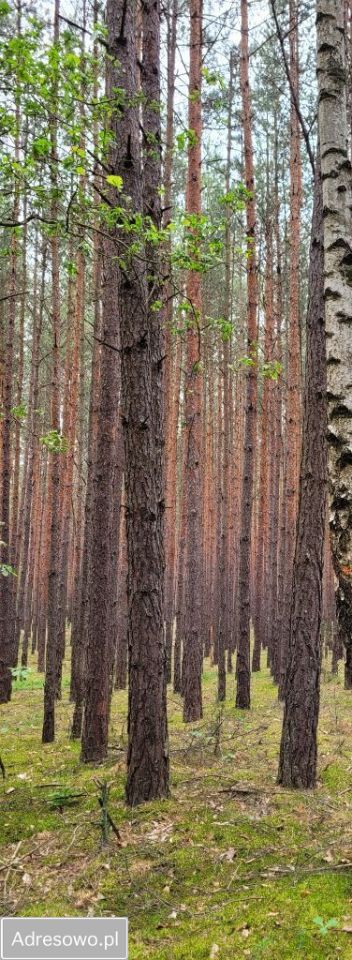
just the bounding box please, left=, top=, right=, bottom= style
left=80, top=228, right=120, bottom=761
left=278, top=159, right=326, bottom=789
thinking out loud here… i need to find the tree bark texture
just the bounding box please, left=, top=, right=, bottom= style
left=278, top=159, right=326, bottom=789
left=317, top=0, right=352, bottom=691
left=235, top=0, right=258, bottom=710
left=183, top=0, right=204, bottom=723
left=102, top=0, right=169, bottom=803
left=278, top=0, right=302, bottom=700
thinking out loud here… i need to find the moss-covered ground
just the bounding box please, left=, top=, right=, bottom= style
left=1, top=652, right=352, bottom=958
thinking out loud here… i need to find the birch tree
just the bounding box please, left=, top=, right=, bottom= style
left=317, top=0, right=352, bottom=689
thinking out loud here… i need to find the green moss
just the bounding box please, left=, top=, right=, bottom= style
left=321, top=761, right=350, bottom=791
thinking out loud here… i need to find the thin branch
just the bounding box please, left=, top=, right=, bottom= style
left=58, top=14, right=92, bottom=34
left=0, top=213, right=57, bottom=228
left=0, top=290, right=28, bottom=303
left=93, top=334, right=122, bottom=353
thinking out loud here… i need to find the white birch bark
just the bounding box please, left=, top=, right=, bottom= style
left=317, top=0, right=352, bottom=684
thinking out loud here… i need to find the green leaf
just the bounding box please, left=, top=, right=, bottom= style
left=106, top=174, right=123, bottom=190
left=151, top=299, right=162, bottom=312
left=0, top=563, right=17, bottom=578
left=11, top=666, right=31, bottom=681
left=40, top=430, right=69, bottom=454
left=313, top=916, right=338, bottom=936
left=262, top=360, right=282, bottom=382
left=64, top=260, right=78, bottom=278
left=32, top=137, right=50, bottom=158
left=176, top=129, right=198, bottom=152
left=11, top=402, right=27, bottom=421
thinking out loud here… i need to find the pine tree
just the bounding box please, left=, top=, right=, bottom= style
left=182, top=0, right=204, bottom=724
left=235, top=0, right=258, bottom=710
left=278, top=156, right=326, bottom=788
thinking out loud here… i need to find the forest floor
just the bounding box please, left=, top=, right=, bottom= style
left=1, top=653, right=352, bottom=959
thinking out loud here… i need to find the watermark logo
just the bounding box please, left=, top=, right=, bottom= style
left=1, top=918, right=128, bottom=960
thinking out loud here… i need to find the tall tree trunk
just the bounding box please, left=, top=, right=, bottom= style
left=123, top=0, right=168, bottom=803
left=278, top=0, right=302, bottom=700
left=80, top=194, right=121, bottom=759
left=174, top=409, right=187, bottom=695
left=317, top=0, right=352, bottom=691
left=267, top=166, right=283, bottom=682
left=235, top=0, right=258, bottom=710
left=42, top=0, right=62, bottom=743
left=216, top=359, right=226, bottom=699
left=217, top=50, right=234, bottom=699
left=25, top=459, right=42, bottom=662
left=183, top=0, right=204, bottom=723
left=70, top=0, right=102, bottom=733
left=15, top=239, right=45, bottom=665
left=36, top=449, right=50, bottom=673
left=11, top=205, right=27, bottom=589
left=115, top=485, right=128, bottom=691
left=92, top=0, right=169, bottom=802
left=253, top=213, right=274, bottom=672
left=165, top=336, right=182, bottom=683
left=164, top=0, right=179, bottom=683
left=278, top=158, right=326, bottom=788
left=0, top=2, right=21, bottom=701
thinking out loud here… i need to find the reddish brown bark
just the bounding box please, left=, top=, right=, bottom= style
left=252, top=215, right=274, bottom=672
left=235, top=0, right=258, bottom=710
left=163, top=15, right=182, bottom=671
left=70, top=0, right=102, bottom=733
left=203, top=358, right=216, bottom=662
left=35, top=450, right=50, bottom=673
left=216, top=359, right=227, bottom=700
left=216, top=51, right=234, bottom=695
left=14, top=239, right=45, bottom=666
left=115, top=487, right=128, bottom=691
left=42, top=0, right=62, bottom=743
left=24, top=458, right=42, bottom=662
left=231, top=320, right=245, bottom=670
left=11, top=207, right=27, bottom=590
left=183, top=0, right=204, bottom=723
left=267, top=166, right=283, bottom=681
left=0, top=29, right=20, bottom=700
left=165, top=335, right=182, bottom=682
left=0, top=299, right=4, bottom=504
left=163, top=0, right=180, bottom=688
left=278, top=0, right=302, bottom=701
left=80, top=227, right=120, bottom=759
left=67, top=335, right=86, bottom=689
left=57, top=244, right=84, bottom=696
left=174, top=400, right=187, bottom=695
